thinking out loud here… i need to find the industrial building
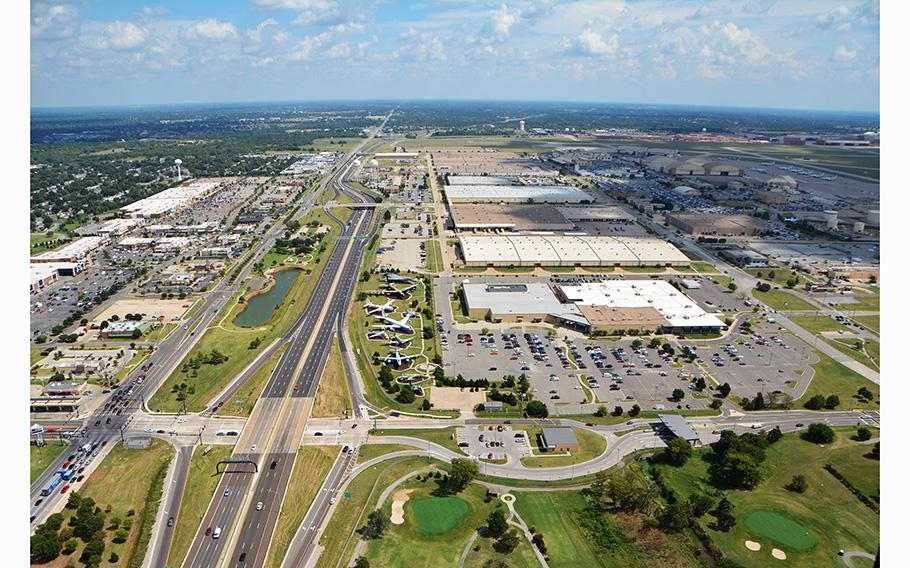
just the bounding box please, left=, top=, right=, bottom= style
left=459, top=235, right=689, bottom=268
left=645, top=156, right=743, bottom=176
left=540, top=427, right=581, bottom=452
left=449, top=204, right=575, bottom=232
left=31, top=236, right=105, bottom=263
left=445, top=175, right=514, bottom=185
left=721, top=249, right=769, bottom=268
left=461, top=283, right=587, bottom=329
left=667, top=213, right=768, bottom=237
left=558, top=280, right=725, bottom=334
left=120, top=179, right=223, bottom=218
left=444, top=185, right=594, bottom=204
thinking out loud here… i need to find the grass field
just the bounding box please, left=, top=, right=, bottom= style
left=411, top=495, right=473, bottom=534
left=216, top=345, right=287, bottom=418
left=743, top=510, right=819, bottom=551
left=852, top=315, right=879, bottom=335
left=267, top=446, right=339, bottom=568
left=520, top=428, right=607, bottom=468
left=790, top=315, right=880, bottom=370
left=513, top=489, right=702, bottom=567
left=658, top=430, right=879, bottom=566
left=316, top=457, right=435, bottom=568
left=166, top=445, right=234, bottom=567
left=790, top=314, right=844, bottom=335
left=425, top=239, right=444, bottom=272
left=312, top=339, right=353, bottom=418
left=372, top=427, right=466, bottom=455
left=151, top=209, right=344, bottom=412
left=357, top=444, right=416, bottom=463
left=461, top=526, right=540, bottom=568
left=797, top=348, right=879, bottom=410
left=842, top=295, right=880, bottom=312
left=752, top=288, right=818, bottom=311
left=54, top=439, right=174, bottom=568
left=745, top=268, right=814, bottom=287
left=563, top=407, right=721, bottom=427
left=30, top=441, right=68, bottom=484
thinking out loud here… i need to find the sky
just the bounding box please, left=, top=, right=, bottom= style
left=30, top=0, right=880, bottom=111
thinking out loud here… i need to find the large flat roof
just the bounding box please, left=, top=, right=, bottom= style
left=449, top=204, right=574, bottom=231
left=541, top=427, right=579, bottom=447
left=459, top=236, right=688, bottom=266
left=445, top=185, right=594, bottom=203
left=446, top=175, right=514, bottom=185
left=559, top=280, right=724, bottom=328
left=658, top=414, right=701, bottom=441
left=31, top=236, right=105, bottom=262
left=463, top=282, right=582, bottom=319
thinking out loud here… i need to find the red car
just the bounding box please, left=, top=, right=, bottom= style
left=61, top=485, right=70, bottom=494
left=205, top=527, right=212, bottom=537
left=294, top=383, right=299, bottom=390
left=78, top=467, right=85, bottom=473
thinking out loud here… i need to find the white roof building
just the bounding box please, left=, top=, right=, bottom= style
left=559, top=280, right=725, bottom=329
left=31, top=236, right=105, bottom=263
left=459, top=235, right=688, bottom=267
left=446, top=175, right=514, bottom=185
left=445, top=185, right=594, bottom=204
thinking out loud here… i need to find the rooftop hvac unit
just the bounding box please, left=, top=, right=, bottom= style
left=647, top=299, right=654, bottom=303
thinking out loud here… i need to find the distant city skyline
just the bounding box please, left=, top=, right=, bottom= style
left=31, top=0, right=880, bottom=112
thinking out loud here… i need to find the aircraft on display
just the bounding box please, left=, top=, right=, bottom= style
left=384, top=283, right=418, bottom=299
left=367, top=331, right=390, bottom=341
left=383, top=349, right=418, bottom=369
left=374, top=312, right=416, bottom=334
left=385, top=273, right=416, bottom=284
left=364, top=299, right=396, bottom=315
left=388, top=336, right=412, bottom=349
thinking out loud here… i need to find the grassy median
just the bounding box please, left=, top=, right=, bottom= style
left=311, top=339, right=353, bottom=418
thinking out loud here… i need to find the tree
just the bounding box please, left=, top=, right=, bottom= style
left=603, top=468, right=658, bottom=514
left=593, top=405, right=608, bottom=417
left=396, top=388, right=416, bottom=404
left=786, top=474, right=808, bottom=493
left=694, top=377, right=706, bottom=391
left=611, top=405, right=624, bottom=417
left=824, top=394, right=840, bottom=410
left=858, top=387, right=875, bottom=401
left=710, top=399, right=724, bottom=410
left=631, top=339, right=643, bottom=349
left=421, top=398, right=431, bottom=411
left=363, top=510, right=388, bottom=539
left=688, top=493, right=714, bottom=518
left=767, top=426, right=783, bottom=444
left=79, top=530, right=105, bottom=567
left=870, top=442, right=880, bottom=460
left=718, top=383, right=731, bottom=398
left=660, top=500, right=693, bottom=532
left=804, top=423, right=835, bottom=444
left=354, top=557, right=371, bottom=568
left=63, top=538, right=79, bottom=555
left=727, top=282, right=737, bottom=292
left=661, top=344, right=675, bottom=356
left=486, top=509, right=508, bottom=537
left=672, top=388, right=685, bottom=401
left=532, top=532, right=547, bottom=553
left=109, top=552, right=120, bottom=563
left=525, top=400, right=548, bottom=418
left=856, top=427, right=873, bottom=441
left=112, top=528, right=129, bottom=544
left=493, top=529, right=520, bottom=554
left=711, top=496, right=736, bottom=532
left=648, top=337, right=662, bottom=348
left=803, top=394, right=826, bottom=410
left=448, top=459, right=480, bottom=493
left=628, top=404, right=641, bottom=417
left=30, top=527, right=62, bottom=564
left=665, top=437, right=693, bottom=466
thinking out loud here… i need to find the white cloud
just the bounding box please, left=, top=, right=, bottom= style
left=32, top=2, right=80, bottom=41
left=187, top=18, right=238, bottom=40
left=698, top=62, right=727, bottom=80
left=325, top=42, right=351, bottom=58
left=573, top=28, right=619, bottom=56
left=289, top=32, right=332, bottom=61
left=720, top=22, right=769, bottom=64
left=104, top=21, right=148, bottom=51
left=142, top=6, right=170, bottom=16
left=834, top=45, right=857, bottom=62
left=491, top=4, right=520, bottom=38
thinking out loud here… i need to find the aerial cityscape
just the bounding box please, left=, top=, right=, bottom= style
left=27, top=2, right=884, bottom=568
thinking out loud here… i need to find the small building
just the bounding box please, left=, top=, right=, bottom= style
left=482, top=401, right=504, bottom=412
left=540, top=427, right=580, bottom=453
left=30, top=264, right=59, bottom=293
left=658, top=414, right=702, bottom=446
left=43, top=380, right=88, bottom=397
left=100, top=320, right=154, bottom=339
left=30, top=397, right=81, bottom=414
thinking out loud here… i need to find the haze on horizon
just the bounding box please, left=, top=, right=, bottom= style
left=31, top=0, right=880, bottom=113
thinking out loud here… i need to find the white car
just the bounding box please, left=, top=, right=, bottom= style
left=251, top=444, right=257, bottom=451
left=256, top=502, right=263, bottom=511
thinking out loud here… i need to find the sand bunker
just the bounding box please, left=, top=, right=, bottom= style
left=745, top=540, right=762, bottom=551
left=771, top=548, right=787, bottom=560
left=390, top=489, right=414, bottom=525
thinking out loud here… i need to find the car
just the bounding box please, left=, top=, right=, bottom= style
left=330, top=497, right=337, bottom=505
left=224, top=489, right=232, bottom=497
left=585, top=422, right=594, bottom=427
left=256, top=502, right=263, bottom=511
left=294, top=383, right=299, bottom=390
left=251, top=444, right=257, bottom=451
left=205, top=527, right=212, bottom=537
left=157, top=429, right=165, bottom=434
left=314, top=431, right=323, bottom=436
left=238, top=552, right=246, bottom=562
left=76, top=475, right=84, bottom=482
left=795, top=423, right=804, bottom=428
left=270, top=460, right=278, bottom=470
left=61, top=485, right=70, bottom=494
left=167, top=517, right=174, bottom=527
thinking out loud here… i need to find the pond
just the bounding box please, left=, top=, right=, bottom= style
left=233, top=269, right=300, bottom=328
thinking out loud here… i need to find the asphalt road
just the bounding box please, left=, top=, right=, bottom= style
left=145, top=444, right=194, bottom=568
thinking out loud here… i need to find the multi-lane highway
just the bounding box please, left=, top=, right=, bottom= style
left=179, top=145, right=382, bottom=567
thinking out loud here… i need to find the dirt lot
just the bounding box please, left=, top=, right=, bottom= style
left=430, top=386, right=486, bottom=412
left=376, top=239, right=426, bottom=272
left=93, top=297, right=195, bottom=322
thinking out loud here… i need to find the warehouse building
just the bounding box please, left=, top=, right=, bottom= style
left=446, top=175, right=514, bottom=185
left=31, top=236, right=105, bottom=263
left=459, top=235, right=689, bottom=268
left=555, top=206, right=636, bottom=224
left=450, top=204, right=575, bottom=232
left=558, top=280, right=725, bottom=334
left=461, top=283, right=587, bottom=329
left=540, top=427, right=581, bottom=453
left=120, top=179, right=222, bottom=218
left=667, top=213, right=768, bottom=237
left=444, top=185, right=595, bottom=204
left=645, top=156, right=742, bottom=176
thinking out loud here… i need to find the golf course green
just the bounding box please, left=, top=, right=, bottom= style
left=743, top=510, right=819, bottom=552
left=411, top=496, right=473, bottom=535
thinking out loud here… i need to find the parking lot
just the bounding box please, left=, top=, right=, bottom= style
left=456, top=424, right=533, bottom=462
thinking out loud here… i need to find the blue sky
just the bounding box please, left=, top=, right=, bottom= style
left=30, top=0, right=880, bottom=111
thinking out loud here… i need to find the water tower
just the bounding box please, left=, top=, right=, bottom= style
left=175, top=158, right=183, bottom=180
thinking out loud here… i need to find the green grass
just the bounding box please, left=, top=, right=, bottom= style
left=267, top=446, right=340, bottom=568
left=621, top=266, right=666, bottom=273
left=542, top=266, right=578, bottom=273
left=372, top=427, right=466, bottom=455
left=690, top=261, right=720, bottom=273
left=312, top=338, right=353, bottom=418
left=825, top=337, right=879, bottom=370
left=746, top=268, right=813, bottom=287
left=411, top=495, right=473, bottom=535
left=425, top=239, right=444, bottom=272
left=462, top=526, right=540, bottom=568
left=752, top=288, right=818, bottom=311
left=357, top=444, right=416, bottom=463
left=841, top=295, right=879, bottom=312
left=316, top=457, right=436, bottom=568
left=30, top=441, right=68, bottom=484
left=520, top=428, right=607, bottom=468
left=563, top=407, right=721, bottom=426
left=658, top=431, right=879, bottom=566
left=852, top=315, right=879, bottom=335
left=797, top=348, right=879, bottom=410
left=494, top=266, right=535, bottom=273
left=790, top=315, right=844, bottom=335
left=743, top=510, right=818, bottom=551
left=216, top=345, right=287, bottom=418
left=167, top=445, right=234, bottom=567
